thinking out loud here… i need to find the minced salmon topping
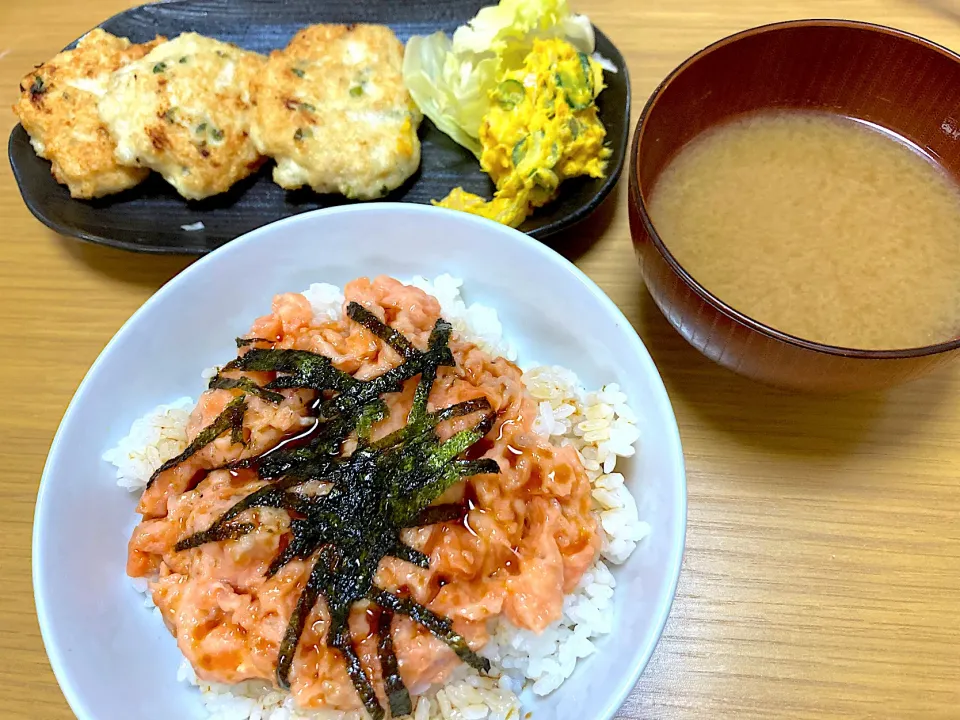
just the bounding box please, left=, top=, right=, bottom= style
left=128, top=275, right=599, bottom=712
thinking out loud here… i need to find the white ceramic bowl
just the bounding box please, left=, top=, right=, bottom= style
left=33, top=204, right=685, bottom=720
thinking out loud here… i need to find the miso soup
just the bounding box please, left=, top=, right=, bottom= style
left=648, top=110, right=960, bottom=349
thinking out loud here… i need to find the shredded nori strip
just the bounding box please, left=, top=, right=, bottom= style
left=336, top=632, right=380, bottom=715
left=390, top=542, right=430, bottom=568
left=372, top=589, right=490, bottom=672
left=225, top=348, right=359, bottom=394
left=405, top=503, right=468, bottom=527
left=346, top=303, right=418, bottom=359
left=171, top=303, right=498, bottom=719
left=146, top=395, right=247, bottom=488
left=236, top=337, right=274, bottom=347
left=377, top=609, right=411, bottom=717
left=356, top=399, right=388, bottom=444
left=275, top=552, right=328, bottom=683
left=209, top=375, right=284, bottom=403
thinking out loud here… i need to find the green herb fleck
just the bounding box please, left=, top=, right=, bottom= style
left=196, top=122, right=207, bottom=134
left=557, top=52, right=595, bottom=110
left=163, top=107, right=178, bottom=123
left=512, top=136, right=528, bottom=167
left=349, top=84, right=364, bottom=97
left=293, top=127, right=313, bottom=142
left=179, top=55, right=189, bottom=64
left=530, top=167, right=559, bottom=191
left=152, top=62, right=167, bottom=74
left=291, top=67, right=305, bottom=78
left=299, top=102, right=316, bottom=112
left=29, top=76, right=46, bottom=98
left=210, top=127, right=224, bottom=142
left=495, top=78, right=525, bottom=109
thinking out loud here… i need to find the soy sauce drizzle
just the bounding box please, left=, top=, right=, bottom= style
left=171, top=302, right=497, bottom=720
left=145, top=396, right=247, bottom=489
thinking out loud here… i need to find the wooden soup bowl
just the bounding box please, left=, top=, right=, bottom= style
left=629, top=20, right=960, bottom=392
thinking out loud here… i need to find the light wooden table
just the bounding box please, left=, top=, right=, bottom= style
left=2, top=1, right=959, bottom=718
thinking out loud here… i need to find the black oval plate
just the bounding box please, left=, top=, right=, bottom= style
left=8, top=0, right=630, bottom=254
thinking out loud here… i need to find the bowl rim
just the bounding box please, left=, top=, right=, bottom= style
left=32, top=202, right=688, bottom=720
left=629, top=18, right=960, bottom=360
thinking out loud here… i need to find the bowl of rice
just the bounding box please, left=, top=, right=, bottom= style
left=33, top=203, right=686, bottom=720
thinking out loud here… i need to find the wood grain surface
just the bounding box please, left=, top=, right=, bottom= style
left=1, top=1, right=958, bottom=718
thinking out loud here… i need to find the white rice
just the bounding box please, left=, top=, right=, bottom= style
left=522, top=367, right=649, bottom=566
left=102, top=397, right=193, bottom=491
left=106, top=275, right=646, bottom=720
left=302, top=282, right=346, bottom=324
left=407, top=276, right=518, bottom=362
left=177, top=660, right=522, bottom=720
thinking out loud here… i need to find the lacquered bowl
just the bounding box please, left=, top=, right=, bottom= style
left=629, top=20, right=960, bottom=393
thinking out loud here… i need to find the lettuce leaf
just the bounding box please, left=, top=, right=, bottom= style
left=404, top=32, right=498, bottom=157
left=403, top=0, right=595, bottom=158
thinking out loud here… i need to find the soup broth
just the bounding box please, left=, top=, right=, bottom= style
left=647, top=110, right=960, bottom=349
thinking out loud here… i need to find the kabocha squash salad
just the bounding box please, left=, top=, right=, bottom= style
left=437, top=39, right=609, bottom=227
left=405, top=0, right=611, bottom=228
